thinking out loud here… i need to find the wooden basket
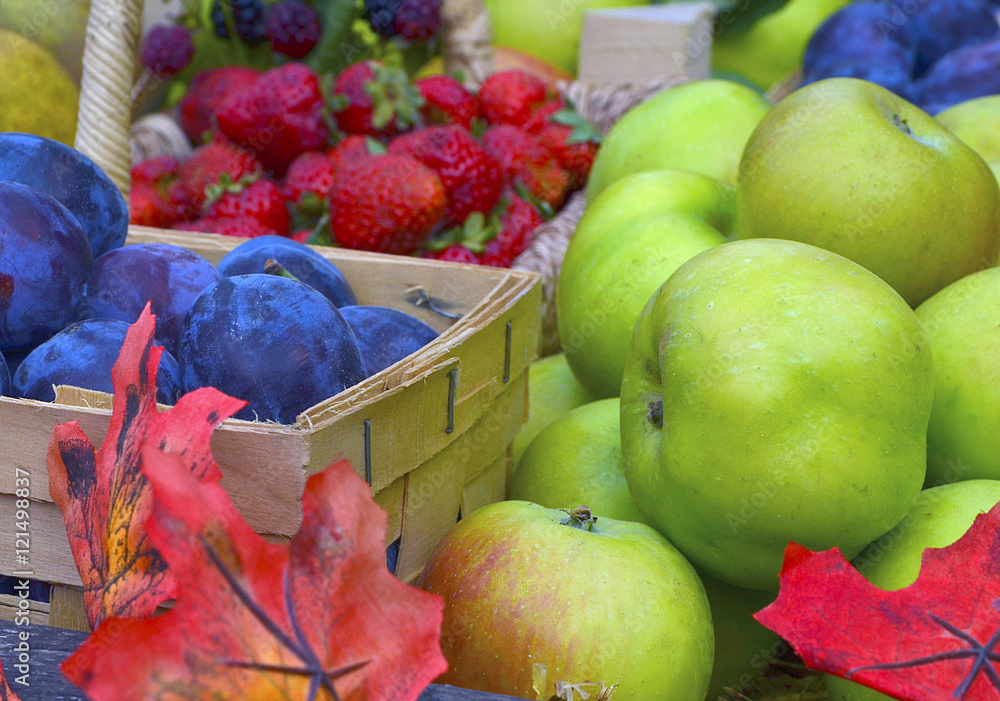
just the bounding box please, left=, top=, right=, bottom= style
left=0, top=225, right=540, bottom=630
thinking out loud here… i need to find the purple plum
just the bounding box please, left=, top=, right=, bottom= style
left=82, top=243, right=221, bottom=356
left=0, top=180, right=93, bottom=353
left=338, top=305, right=439, bottom=377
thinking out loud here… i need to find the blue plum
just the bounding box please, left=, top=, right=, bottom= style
left=0, top=133, right=129, bottom=258
left=82, top=243, right=221, bottom=357
left=0, top=350, right=9, bottom=396
left=339, top=305, right=439, bottom=377
left=12, top=318, right=182, bottom=404
left=917, top=38, right=1000, bottom=113
left=178, top=274, right=367, bottom=424
left=911, top=0, right=999, bottom=77
left=0, top=180, right=93, bottom=353
left=216, top=235, right=357, bottom=307
left=803, top=1, right=918, bottom=82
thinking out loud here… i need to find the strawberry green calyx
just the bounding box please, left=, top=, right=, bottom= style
left=365, top=63, right=425, bottom=131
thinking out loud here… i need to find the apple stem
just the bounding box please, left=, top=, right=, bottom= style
left=560, top=506, right=597, bottom=531
left=264, top=259, right=302, bottom=283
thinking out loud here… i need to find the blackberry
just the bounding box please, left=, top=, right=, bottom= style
left=140, top=24, right=195, bottom=76
left=211, top=0, right=267, bottom=46
left=393, top=0, right=441, bottom=42
left=267, top=0, right=322, bottom=58
left=364, top=0, right=404, bottom=38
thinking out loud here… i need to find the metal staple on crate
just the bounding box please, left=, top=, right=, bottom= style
left=446, top=368, right=458, bottom=434
left=363, top=419, right=373, bottom=485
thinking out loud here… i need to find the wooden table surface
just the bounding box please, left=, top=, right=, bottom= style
left=0, top=619, right=528, bottom=700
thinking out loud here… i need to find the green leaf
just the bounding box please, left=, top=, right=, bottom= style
left=712, top=0, right=792, bottom=36
left=307, top=0, right=366, bottom=75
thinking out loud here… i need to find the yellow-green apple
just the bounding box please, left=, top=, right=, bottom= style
left=698, top=571, right=784, bottom=701
left=936, top=95, right=1000, bottom=184
left=416, top=45, right=574, bottom=91
left=620, top=238, right=933, bottom=591
left=585, top=80, right=771, bottom=199
left=712, top=0, right=852, bottom=91
left=559, top=170, right=735, bottom=398
left=558, top=212, right=727, bottom=398
left=825, top=479, right=1000, bottom=701
left=511, top=398, right=650, bottom=524
left=511, top=353, right=595, bottom=471
left=737, top=78, right=1000, bottom=307
left=417, top=501, right=714, bottom=700
left=915, top=267, right=1000, bottom=485
left=483, top=0, right=645, bottom=76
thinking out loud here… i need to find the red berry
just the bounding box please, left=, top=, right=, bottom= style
left=389, top=125, right=504, bottom=225
left=282, top=151, right=337, bottom=205
left=328, top=135, right=376, bottom=173
left=423, top=244, right=481, bottom=264
left=217, top=62, right=328, bottom=175
left=178, top=66, right=261, bottom=144
left=177, top=139, right=264, bottom=212
left=130, top=181, right=176, bottom=228
left=393, top=0, right=441, bottom=41
left=330, top=60, right=423, bottom=137
left=328, top=154, right=446, bottom=254
left=415, top=75, right=479, bottom=130
left=173, top=216, right=276, bottom=238
left=131, top=155, right=180, bottom=185
left=478, top=70, right=549, bottom=126
left=481, top=124, right=570, bottom=209
left=204, top=179, right=291, bottom=236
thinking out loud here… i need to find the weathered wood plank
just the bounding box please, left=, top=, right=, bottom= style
left=0, top=619, right=529, bottom=700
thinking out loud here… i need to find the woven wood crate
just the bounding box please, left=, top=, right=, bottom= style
left=0, top=226, right=541, bottom=630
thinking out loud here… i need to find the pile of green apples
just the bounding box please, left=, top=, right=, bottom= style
left=416, top=76, right=1000, bottom=701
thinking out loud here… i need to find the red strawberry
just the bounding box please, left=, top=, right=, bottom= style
left=177, top=66, right=261, bottom=143
left=328, top=134, right=379, bottom=173
left=421, top=244, right=482, bottom=264
left=131, top=155, right=180, bottom=185
left=204, top=178, right=291, bottom=236
left=478, top=70, right=549, bottom=126
left=217, top=62, right=328, bottom=175
left=330, top=60, right=424, bottom=137
left=480, top=194, right=544, bottom=267
left=173, top=216, right=277, bottom=238
left=130, top=181, right=176, bottom=228
left=176, top=139, right=264, bottom=212
left=328, top=154, right=446, bottom=254
left=282, top=151, right=337, bottom=206
left=481, top=124, right=570, bottom=209
left=415, top=74, right=479, bottom=130
left=535, top=107, right=601, bottom=191
left=388, top=125, right=503, bottom=226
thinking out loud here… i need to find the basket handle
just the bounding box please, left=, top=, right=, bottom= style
left=441, top=0, right=494, bottom=91
left=74, top=0, right=145, bottom=198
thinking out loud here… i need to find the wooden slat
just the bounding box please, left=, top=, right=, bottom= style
left=0, top=619, right=530, bottom=700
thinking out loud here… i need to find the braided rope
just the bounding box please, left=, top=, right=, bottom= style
left=440, top=0, right=495, bottom=91
left=74, top=0, right=144, bottom=197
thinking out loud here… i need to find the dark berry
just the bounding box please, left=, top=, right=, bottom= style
left=393, top=0, right=441, bottom=41
left=365, top=0, right=403, bottom=38
left=266, top=0, right=322, bottom=59
left=212, top=0, right=267, bottom=46
left=140, top=24, right=195, bottom=76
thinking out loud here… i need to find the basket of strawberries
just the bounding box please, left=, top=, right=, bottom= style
left=75, top=0, right=691, bottom=356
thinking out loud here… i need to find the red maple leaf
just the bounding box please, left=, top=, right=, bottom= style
left=60, top=445, right=448, bottom=700
left=0, top=658, right=25, bottom=701
left=755, top=501, right=1000, bottom=701
left=46, top=304, right=246, bottom=628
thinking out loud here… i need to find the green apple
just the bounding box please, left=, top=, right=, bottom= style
left=936, top=95, right=1000, bottom=184
left=511, top=398, right=650, bottom=525
left=825, top=479, right=1000, bottom=701
left=698, top=571, right=784, bottom=701
left=512, top=353, right=596, bottom=471
left=417, top=501, right=714, bottom=700
left=712, top=0, right=852, bottom=90
left=570, top=169, right=737, bottom=262
left=585, top=80, right=771, bottom=199
left=558, top=212, right=727, bottom=398
left=914, top=267, right=1000, bottom=485
left=620, top=238, right=933, bottom=591
left=483, top=0, right=645, bottom=76
left=737, top=78, right=1000, bottom=307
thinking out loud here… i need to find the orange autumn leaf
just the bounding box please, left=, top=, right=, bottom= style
left=46, top=304, right=245, bottom=629
left=61, top=449, right=448, bottom=701
left=0, top=658, right=25, bottom=701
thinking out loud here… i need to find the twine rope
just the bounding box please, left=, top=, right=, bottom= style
left=75, top=0, right=144, bottom=197
left=440, top=0, right=495, bottom=91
